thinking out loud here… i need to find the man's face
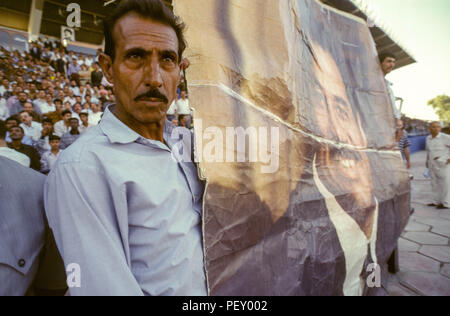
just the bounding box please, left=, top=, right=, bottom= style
left=100, top=13, right=181, bottom=126
left=69, top=119, right=79, bottom=129
left=55, top=101, right=62, bottom=111
left=9, top=126, right=24, bottom=141
left=381, top=57, right=396, bottom=75
left=39, top=90, right=45, bottom=99
left=46, top=95, right=53, bottom=103
left=80, top=114, right=88, bottom=124
left=18, top=92, right=27, bottom=103
left=63, top=113, right=72, bottom=122
left=20, top=112, right=32, bottom=125
left=5, top=120, right=17, bottom=131
left=73, top=103, right=82, bottom=114
left=430, top=122, right=442, bottom=136
left=50, top=139, right=60, bottom=150
left=23, top=102, right=34, bottom=113
left=43, top=121, right=53, bottom=132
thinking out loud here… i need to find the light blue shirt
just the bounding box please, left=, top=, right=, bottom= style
left=44, top=106, right=207, bottom=296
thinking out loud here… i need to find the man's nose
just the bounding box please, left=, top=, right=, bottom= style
left=143, top=58, right=163, bottom=88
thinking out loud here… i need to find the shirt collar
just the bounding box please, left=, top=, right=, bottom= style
left=99, top=105, right=176, bottom=148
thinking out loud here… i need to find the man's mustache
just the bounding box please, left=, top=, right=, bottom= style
left=135, top=89, right=169, bottom=103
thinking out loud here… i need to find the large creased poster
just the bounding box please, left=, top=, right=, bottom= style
left=173, top=0, right=411, bottom=296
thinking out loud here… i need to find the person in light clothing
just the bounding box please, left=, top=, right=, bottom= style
left=40, top=135, right=63, bottom=174
left=426, top=122, right=450, bottom=209
left=379, top=52, right=401, bottom=122
left=176, top=90, right=191, bottom=128
left=0, top=120, right=30, bottom=167
left=45, top=0, right=206, bottom=296
left=19, top=111, right=43, bottom=142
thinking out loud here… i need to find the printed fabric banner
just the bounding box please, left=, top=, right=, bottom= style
left=173, top=0, right=411, bottom=296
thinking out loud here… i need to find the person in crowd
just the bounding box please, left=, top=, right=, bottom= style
left=78, top=110, right=93, bottom=133
left=0, top=94, right=9, bottom=120
left=166, top=100, right=177, bottom=122
left=79, top=65, right=91, bottom=86
left=19, top=111, right=43, bottom=142
left=63, top=89, right=76, bottom=107
left=7, top=126, right=41, bottom=171
left=88, top=102, right=103, bottom=125
left=53, top=110, right=73, bottom=137
left=45, top=0, right=206, bottom=296
left=40, top=135, right=63, bottom=174
left=33, top=90, right=48, bottom=115
left=67, top=58, right=81, bottom=86
left=379, top=52, right=401, bottom=123
left=35, top=117, right=54, bottom=156
left=426, top=122, right=450, bottom=209
left=4, top=116, right=33, bottom=146
left=395, top=120, right=411, bottom=169
left=176, top=90, right=192, bottom=128
left=0, top=155, right=67, bottom=296
left=39, top=94, right=56, bottom=114
left=0, top=119, right=30, bottom=167
left=22, top=102, right=42, bottom=124
left=178, top=114, right=188, bottom=128
left=45, top=99, right=63, bottom=124
left=60, top=117, right=81, bottom=149
left=10, top=91, right=32, bottom=116
left=71, top=102, right=83, bottom=122
left=91, top=63, right=103, bottom=87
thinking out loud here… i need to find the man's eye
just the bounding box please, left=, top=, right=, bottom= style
left=127, top=52, right=143, bottom=60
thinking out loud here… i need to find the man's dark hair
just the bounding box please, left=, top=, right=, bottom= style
left=0, top=120, right=6, bottom=139
left=42, top=117, right=53, bottom=125
left=69, top=117, right=79, bottom=122
left=49, top=135, right=61, bottom=142
left=54, top=98, right=62, bottom=104
left=103, top=0, right=186, bottom=61
left=10, top=125, right=24, bottom=134
left=379, top=52, right=396, bottom=64
left=62, top=110, right=72, bottom=116
left=5, top=116, right=20, bottom=125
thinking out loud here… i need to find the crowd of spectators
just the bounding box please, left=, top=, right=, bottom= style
left=0, top=36, right=191, bottom=174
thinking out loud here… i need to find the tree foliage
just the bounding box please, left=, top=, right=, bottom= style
left=428, top=95, right=450, bottom=122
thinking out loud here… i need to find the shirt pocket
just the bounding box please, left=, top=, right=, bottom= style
left=0, top=226, right=45, bottom=276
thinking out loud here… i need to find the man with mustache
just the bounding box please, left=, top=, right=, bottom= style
left=44, top=0, right=207, bottom=296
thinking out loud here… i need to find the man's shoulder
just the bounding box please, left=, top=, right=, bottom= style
left=55, top=126, right=109, bottom=165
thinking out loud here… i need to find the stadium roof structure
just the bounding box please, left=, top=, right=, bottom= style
left=320, top=0, right=416, bottom=69
left=0, top=0, right=415, bottom=69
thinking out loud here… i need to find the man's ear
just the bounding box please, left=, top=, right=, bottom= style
left=98, top=53, right=114, bottom=84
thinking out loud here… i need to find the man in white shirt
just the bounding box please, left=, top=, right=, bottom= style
left=0, top=95, right=9, bottom=120
left=426, top=122, right=450, bottom=209
left=63, top=90, right=77, bottom=107
left=38, top=94, right=56, bottom=114
left=19, top=111, right=43, bottom=142
left=0, top=120, right=30, bottom=167
left=33, top=90, right=48, bottom=114
left=79, top=111, right=93, bottom=133
left=88, top=102, right=103, bottom=126
left=379, top=52, right=401, bottom=122
left=40, top=135, right=63, bottom=174
left=176, top=90, right=192, bottom=128
left=0, top=78, right=9, bottom=97
left=53, top=110, right=73, bottom=137
left=166, top=100, right=177, bottom=121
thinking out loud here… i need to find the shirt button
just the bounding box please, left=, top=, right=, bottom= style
left=18, top=259, right=26, bottom=268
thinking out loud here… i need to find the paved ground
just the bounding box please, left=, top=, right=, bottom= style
left=387, top=151, right=450, bottom=296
